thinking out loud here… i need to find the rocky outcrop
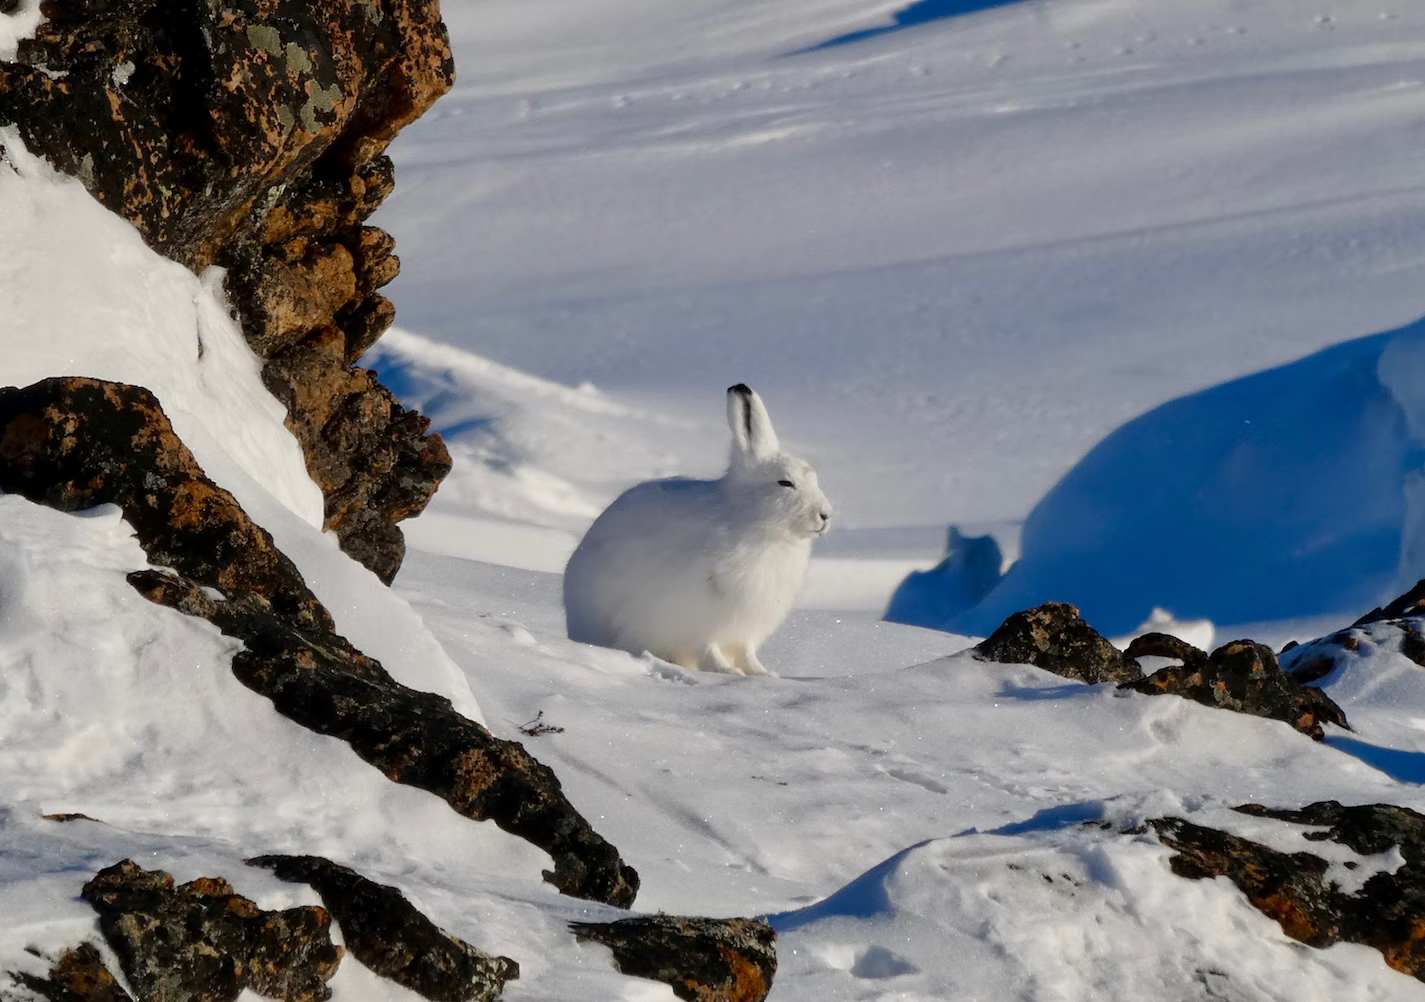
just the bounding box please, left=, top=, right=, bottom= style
left=1122, top=637, right=1349, bottom=740
left=1352, top=577, right=1425, bottom=628
left=0, top=0, right=455, bottom=581
left=1152, top=802, right=1425, bottom=980
left=249, top=855, right=518, bottom=1002
left=10, top=944, right=134, bottom=1002
left=973, top=602, right=1347, bottom=738
left=81, top=860, right=342, bottom=1002
left=1284, top=578, right=1425, bottom=684
left=0, top=377, right=330, bottom=631
left=0, top=377, right=639, bottom=908
left=570, top=916, right=777, bottom=1002
left=973, top=602, right=1143, bottom=684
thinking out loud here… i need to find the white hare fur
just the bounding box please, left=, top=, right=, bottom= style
left=563, top=384, right=832, bottom=675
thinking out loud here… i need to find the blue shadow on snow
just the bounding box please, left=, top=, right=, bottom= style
left=981, top=801, right=1106, bottom=836
left=1326, top=735, right=1425, bottom=785
left=794, top=0, right=1030, bottom=54
left=888, top=315, right=1425, bottom=638
left=766, top=839, right=932, bottom=931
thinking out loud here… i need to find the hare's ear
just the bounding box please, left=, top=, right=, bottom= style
left=727, top=384, right=781, bottom=460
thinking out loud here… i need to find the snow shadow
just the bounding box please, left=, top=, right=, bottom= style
left=792, top=0, right=1030, bottom=54
left=767, top=840, right=932, bottom=931
left=982, top=801, right=1106, bottom=836
left=890, top=315, right=1425, bottom=638
left=364, top=351, right=495, bottom=442
left=1326, top=735, right=1425, bottom=784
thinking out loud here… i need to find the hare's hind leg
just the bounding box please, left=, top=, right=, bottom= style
left=725, top=643, right=771, bottom=677
left=697, top=643, right=742, bottom=674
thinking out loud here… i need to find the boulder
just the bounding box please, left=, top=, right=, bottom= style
left=80, top=861, right=341, bottom=1002
left=9, top=944, right=134, bottom=1002
left=974, top=601, right=1144, bottom=684
left=570, top=915, right=777, bottom=1002
left=0, top=0, right=456, bottom=581
left=1152, top=801, right=1425, bottom=979
left=249, top=855, right=518, bottom=1002
left=1286, top=577, right=1425, bottom=683
left=1122, top=639, right=1348, bottom=740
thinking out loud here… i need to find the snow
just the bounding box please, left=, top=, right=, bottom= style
left=8, top=0, right=1425, bottom=999
left=0, top=0, right=42, bottom=63
left=378, top=0, right=1425, bottom=532
left=894, top=317, right=1425, bottom=636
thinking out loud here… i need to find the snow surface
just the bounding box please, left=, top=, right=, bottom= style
left=0, top=0, right=42, bottom=63
left=9, top=0, right=1425, bottom=999
left=893, top=316, right=1425, bottom=636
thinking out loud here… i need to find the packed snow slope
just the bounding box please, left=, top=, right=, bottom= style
left=378, top=0, right=1425, bottom=540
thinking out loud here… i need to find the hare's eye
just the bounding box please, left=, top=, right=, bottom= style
left=778, top=479, right=796, bottom=488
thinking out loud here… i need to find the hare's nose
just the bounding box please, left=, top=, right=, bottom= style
left=818, top=510, right=831, bottom=524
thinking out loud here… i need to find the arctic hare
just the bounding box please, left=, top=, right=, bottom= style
left=563, top=384, right=832, bottom=675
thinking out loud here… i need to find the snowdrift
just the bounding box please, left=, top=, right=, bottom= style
left=892, top=315, right=1425, bottom=637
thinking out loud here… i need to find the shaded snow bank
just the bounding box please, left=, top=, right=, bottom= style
left=892, top=314, right=1425, bottom=637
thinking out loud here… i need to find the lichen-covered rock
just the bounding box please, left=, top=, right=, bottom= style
left=1353, top=577, right=1425, bottom=627
left=9, top=943, right=134, bottom=1002
left=973, top=602, right=1144, bottom=684
left=1121, top=631, right=1209, bottom=668
left=1284, top=578, right=1425, bottom=684
left=0, top=0, right=456, bottom=580
left=0, top=377, right=639, bottom=908
left=0, top=376, right=331, bottom=632
left=80, top=860, right=342, bottom=1002
left=249, top=855, right=517, bottom=1002
left=1121, top=639, right=1348, bottom=740
left=260, top=333, right=450, bottom=584
left=570, top=915, right=777, bottom=1002
left=135, top=567, right=637, bottom=908
left=1152, top=802, right=1425, bottom=980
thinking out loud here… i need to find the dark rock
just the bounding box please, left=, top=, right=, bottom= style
left=186, top=587, right=636, bottom=906
left=10, top=944, right=134, bottom=1002
left=0, top=377, right=331, bottom=632
left=1121, top=639, right=1348, bottom=740
left=260, top=334, right=451, bottom=585
left=1283, top=629, right=1364, bottom=685
left=0, top=0, right=455, bottom=580
left=1122, top=631, right=1208, bottom=667
left=1286, top=577, right=1425, bottom=685
left=1353, top=577, right=1425, bottom=627
left=0, top=377, right=638, bottom=908
left=973, top=602, right=1144, bottom=684
left=1151, top=802, right=1425, bottom=979
left=80, top=860, right=341, bottom=1002
left=570, top=915, right=777, bottom=1002
left=249, top=855, right=517, bottom=1002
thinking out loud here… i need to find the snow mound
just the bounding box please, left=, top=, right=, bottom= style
left=772, top=820, right=1419, bottom=1000
left=894, top=315, right=1425, bottom=637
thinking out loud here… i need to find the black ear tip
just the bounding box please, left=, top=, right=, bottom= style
left=728, top=383, right=752, bottom=397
